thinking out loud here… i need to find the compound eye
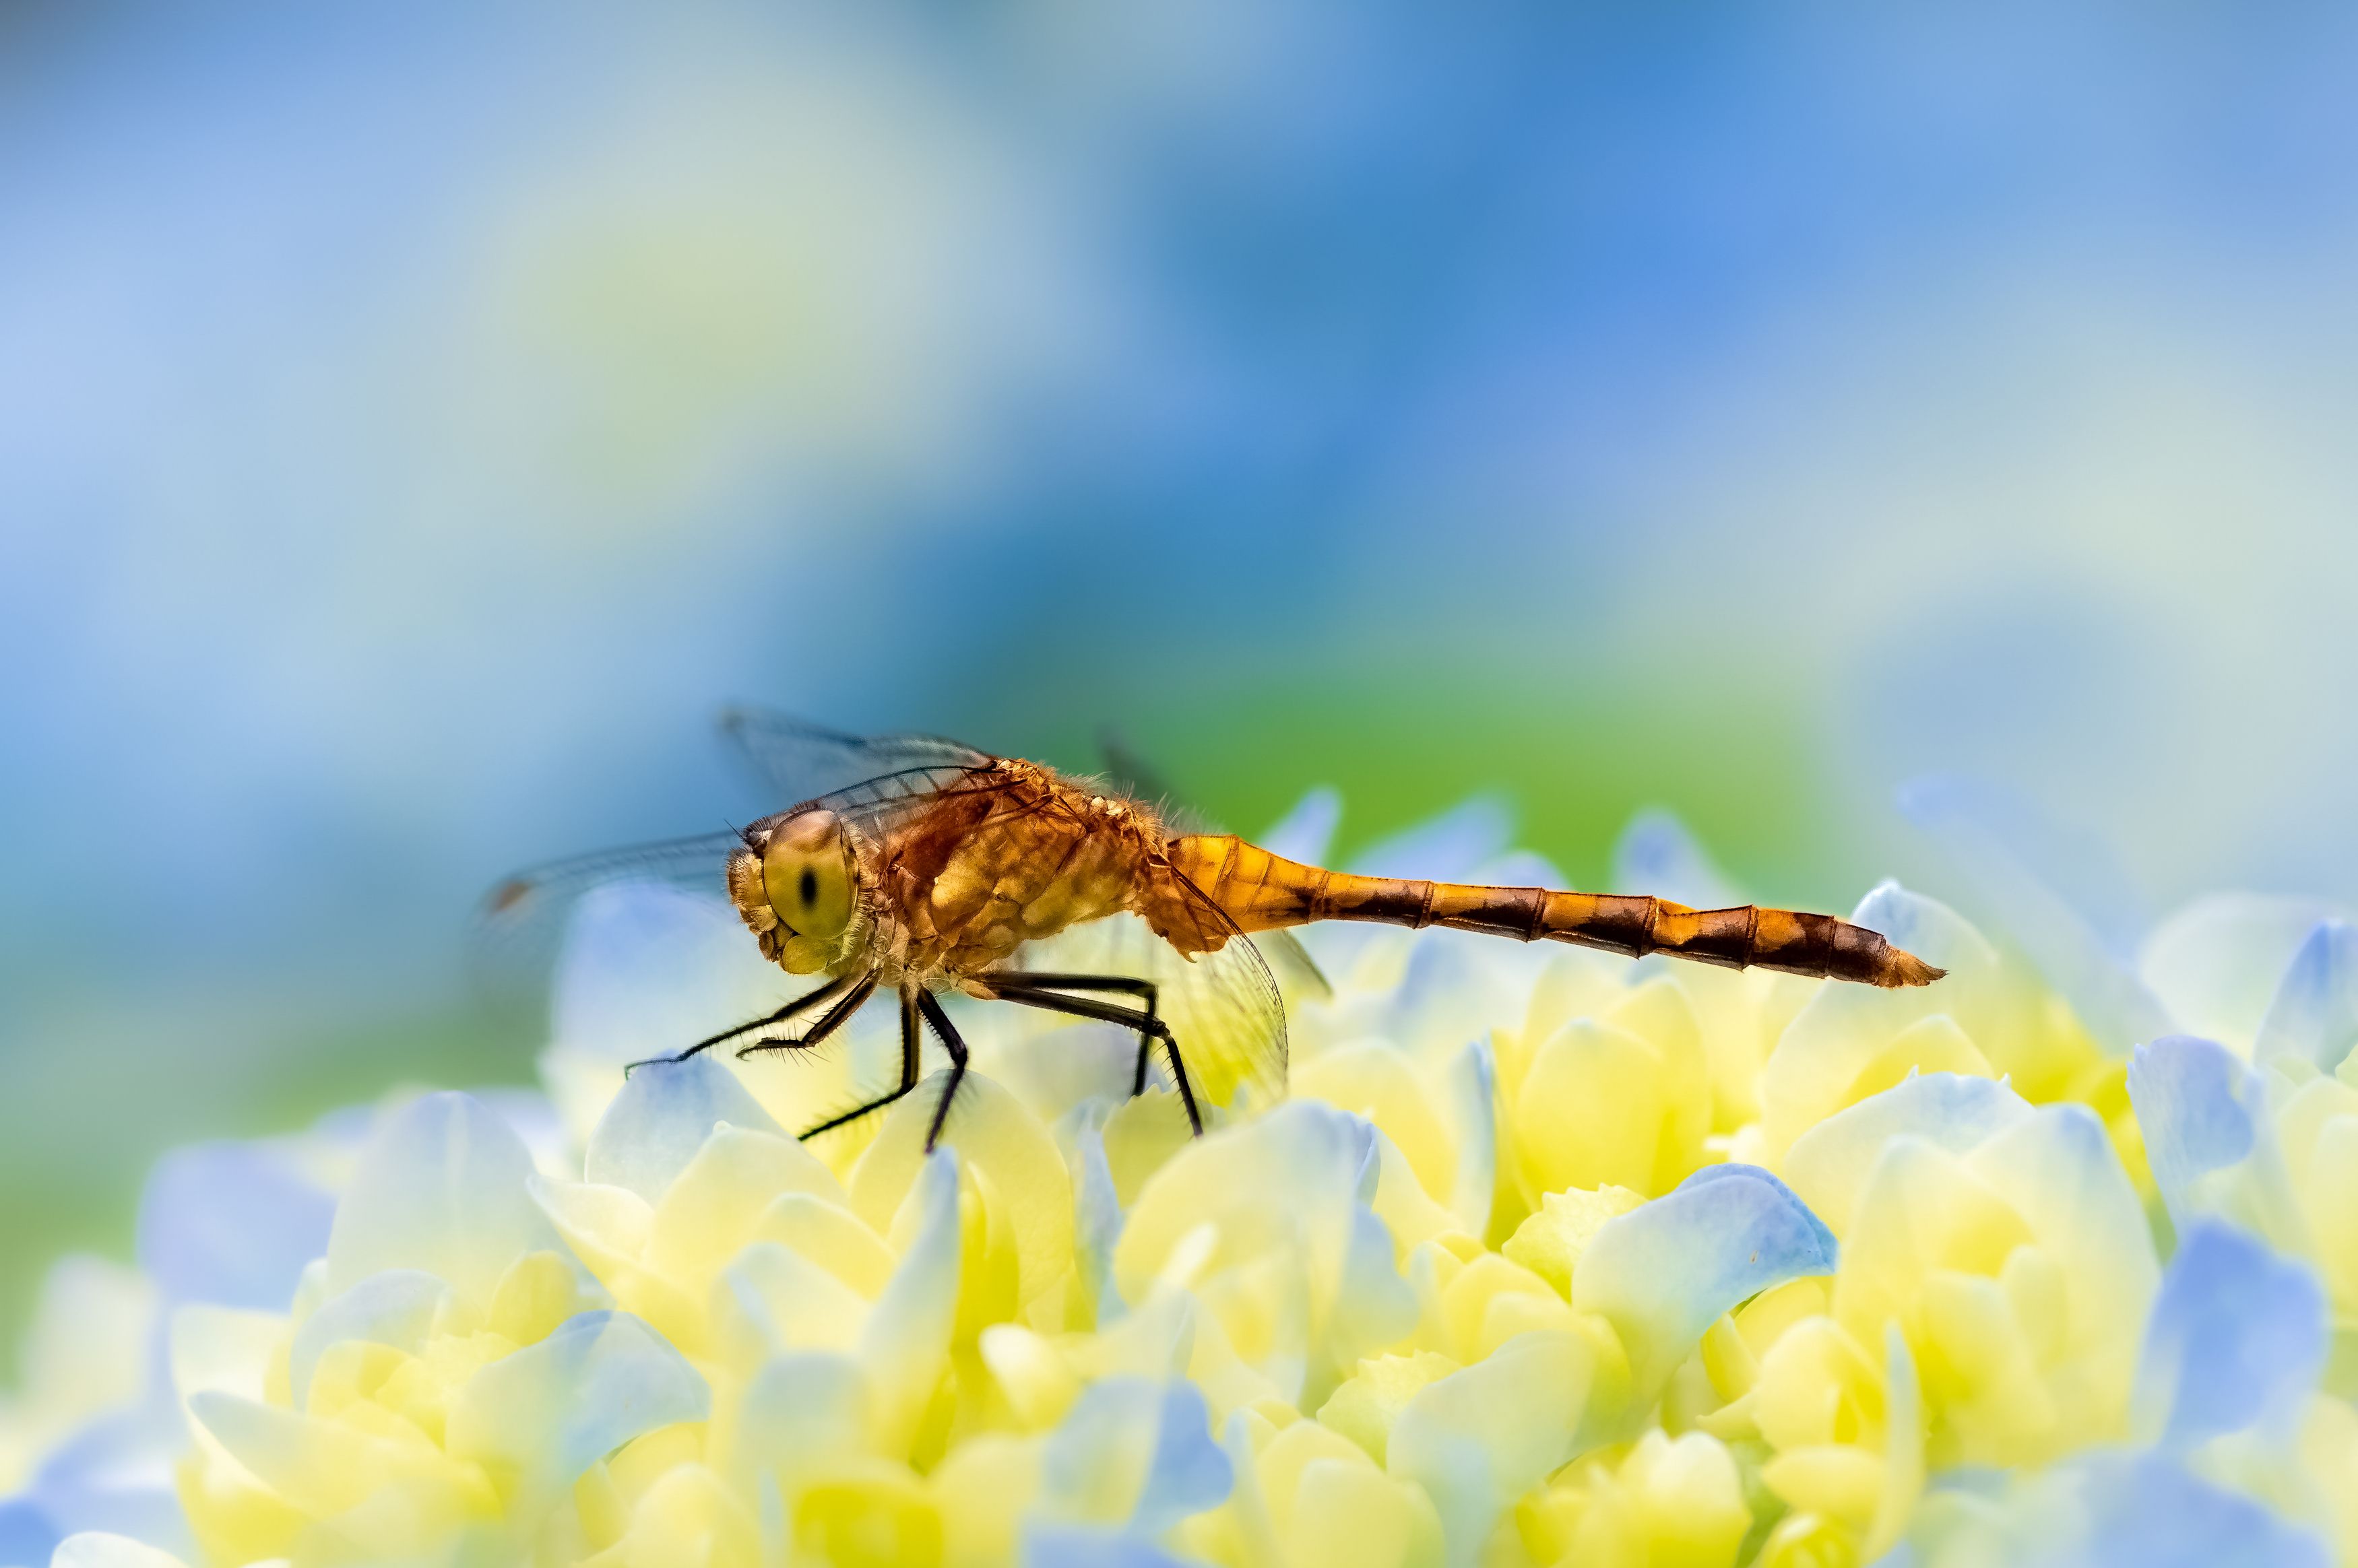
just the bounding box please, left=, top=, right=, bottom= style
left=761, top=811, right=854, bottom=940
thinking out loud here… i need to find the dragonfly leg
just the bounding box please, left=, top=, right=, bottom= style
left=627, top=972, right=858, bottom=1074
left=1161, top=1034, right=1203, bottom=1138
left=916, top=991, right=970, bottom=1152
left=988, top=973, right=1161, bottom=1095
left=799, top=985, right=928, bottom=1140
left=982, top=979, right=1203, bottom=1137
left=730, top=973, right=879, bottom=1061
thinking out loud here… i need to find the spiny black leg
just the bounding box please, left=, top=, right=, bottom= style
left=627, top=972, right=857, bottom=1074
left=983, top=980, right=1203, bottom=1138
left=916, top=991, right=969, bottom=1152
left=988, top=972, right=1161, bottom=1097
left=734, top=972, right=879, bottom=1060
left=799, top=984, right=928, bottom=1140
left=1161, top=1035, right=1204, bottom=1136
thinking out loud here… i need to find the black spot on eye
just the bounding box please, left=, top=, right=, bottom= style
left=799, top=867, right=819, bottom=906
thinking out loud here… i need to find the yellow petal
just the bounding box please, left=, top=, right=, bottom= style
left=1501, top=1185, right=1647, bottom=1300
left=1760, top=1444, right=1885, bottom=1525
left=1514, top=1020, right=1669, bottom=1198
left=1315, top=1352, right=1460, bottom=1468
left=851, top=1071, right=1073, bottom=1330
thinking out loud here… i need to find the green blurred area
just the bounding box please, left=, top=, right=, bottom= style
left=989, top=645, right=1861, bottom=907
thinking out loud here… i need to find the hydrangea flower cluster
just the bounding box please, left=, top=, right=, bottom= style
left=8, top=790, right=2358, bottom=1567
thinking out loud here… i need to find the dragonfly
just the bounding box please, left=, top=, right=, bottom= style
left=485, top=710, right=1944, bottom=1150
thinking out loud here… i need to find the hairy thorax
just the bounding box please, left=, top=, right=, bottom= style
left=857, top=762, right=1161, bottom=985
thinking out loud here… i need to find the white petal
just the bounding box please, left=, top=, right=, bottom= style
left=552, top=881, right=804, bottom=1069
left=1387, top=1330, right=1598, bottom=1568
left=443, top=1310, right=707, bottom=1522
left=1783, top=1072, right=2033, bottom=1237
left=2142, top=893, right=2345, bottom=1055
left=858, top=1150, right=961, bottom=1457
left=586, top=1055, right=788, bottom=1204
left=50, top=1532, right=189, bottom=1568
left=286, top=1270, right=453, bottom=1410
left=325, top=1092, right=575, bottom=1309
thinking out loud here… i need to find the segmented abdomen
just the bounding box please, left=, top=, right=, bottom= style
left=1163, top=834, right=1942, bottom=989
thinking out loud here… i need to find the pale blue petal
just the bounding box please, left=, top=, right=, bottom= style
left=2252, top=920, right=2358, bottom=1075
left=2066, top=1453, right=2328, bottom=1568
left=734, top=1350, right=868, bottom=1493
left=2128, top=1037, right=2265, bottom=1235
left=0, top=1497, right=55, bottom=1568
left=1038, top=1377, right=1231, bottom=1534
left=135, top=1142, right=333, bottom=1309
left=550, top=881, right=806, bottom=1069
left=1021, top=1522, right=1198, bottom=1568
left=1572, top=1165, right=1837, bottom=1399
left=324, top=1092, right=574, bottom=1307
left=13, top=1411, right=191, bottom=1567
left=1897, top=775, right=2171, bottom=1053
left=1135, top=1381, right=1232, bottom=1533
left=1258, top=787, right=1343, bottom=866
left=1895, top=1454, right=2331, bottom=1567
left=1380, top=937, right=1532, bottom=1059
left=1443, top=1039, right=1498, bottom=1238
left=1611, top=809, right=1743, bottom=912
left=2133, top=1221, right=2325, bottom=1453
left=443, top=1309, right=707, bottom=1523
left=2142, top=894, right=2345, bottom=1052
left=1349, top=796, right=1515, bottom=881
left=1785, top=1074, right=2033, bottom=1236
left=1060, top=1108, right=1126, bottom=1324
left=584, top=1053, right=785, bottom=1203
left=1331, top=1205, right=1418, bottom=1373
left=286, top=1270, right=452, bottom=1409
left=1851, top=882, right=2002, bottom=978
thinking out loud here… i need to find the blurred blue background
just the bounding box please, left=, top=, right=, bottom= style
left=8, top=0, right=2358, bottom=1336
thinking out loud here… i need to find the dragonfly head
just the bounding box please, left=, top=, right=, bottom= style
left=728, top=808, right=859, bottom=973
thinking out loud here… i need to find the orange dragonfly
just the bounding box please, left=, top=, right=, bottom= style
left=486, top=711, right=1942, bottom=1150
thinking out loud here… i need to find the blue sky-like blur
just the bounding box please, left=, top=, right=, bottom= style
left=9, top=0, right=2358, bottom=1299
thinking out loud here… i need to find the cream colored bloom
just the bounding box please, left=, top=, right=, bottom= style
left=5, top=796, right=2351, bottom=1566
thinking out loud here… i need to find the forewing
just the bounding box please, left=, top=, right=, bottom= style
left=722, top=707, right=993, bottom=809
left=1011, top=892, right=1287, bottom=1116
left=1254, top=928, right=1334, bottom=1005
left=472, top=830, right=744, bottom=1002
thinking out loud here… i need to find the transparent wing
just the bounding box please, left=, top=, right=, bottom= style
left=1007, top=884, right=1287, bottom=1115
left=1254, top=928, right=1333, bottom=1005
left=722, top=707, right=994, bottom=809
left=805, top=763, right=1011, bottom=837
left=471, top=830, right=744, bottom=1002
